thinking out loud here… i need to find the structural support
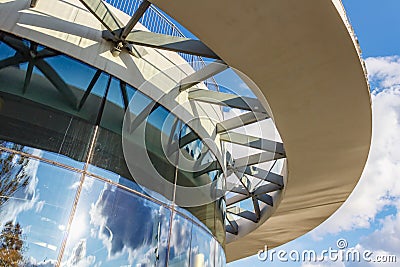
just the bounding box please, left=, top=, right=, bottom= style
left=233, top=151, right=285, bottom=168
left=193, top=160, right=221, bottom=177
left=119, top=81, right=129, bottom=110
left=226, top=214, right=239, bottom=235
left=124, top=30, right=220, bottom=59
left=119, top=0, right=151, bottom=40
left=253, top=183, right=282, bottom=196
left=77, top=0, right=122, bottom=35
left=0, top=35, right=76, bottom=107
left=188, top=88, right=267, bottom=113
left=229, top=184, right=249, bottom=196
left=220, top=131, right=285, bottom=155
left=227, top=206, right=258, bottom=223
left=22, top=61, right=34, bottom=94
left=256, top=194, right=273, bottom=206
left=179, top=130, right=199, bottom=148
left=128, top=101, right=160, bottom=133
left=216, top=111, right=270, bottom=133
left=243, top=166, right=284, bottom=186
left=79, top=0, right=219, bottom=58
left=178, top=60, right=228, bottom=91
left=252, top=196, right=261, bottom=220
left=226, top=194, right=248, bottom=206
left=0, top=54, right=25, bottom=69
left=78, top=69, right=102, bottom=110
left=35, top=60, right=77, bottom=108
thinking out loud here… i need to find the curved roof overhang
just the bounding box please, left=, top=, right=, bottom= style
left=149, top=0, right=372, bottom=262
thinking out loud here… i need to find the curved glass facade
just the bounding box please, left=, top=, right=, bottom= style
left=0, top=31, right=225, bottom=266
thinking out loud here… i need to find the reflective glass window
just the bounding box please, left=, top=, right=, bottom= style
left=0, top=151, right=80, bottom=266
left=190, top=223, right=216, bottom=267
left=168, top=213, right=192, bottom=266
left=61, top=176, right=171, bottom=267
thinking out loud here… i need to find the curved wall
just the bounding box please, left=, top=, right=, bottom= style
left=0, top=12, right=226, bottom=267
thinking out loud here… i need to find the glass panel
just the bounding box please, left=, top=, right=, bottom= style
left=168, top=212, right=192, bottom=267
left=0, top=40, right=16, bottom=61
left=215, top=197, right=226, bottom=245
left=88, top=127, right=132, bottom=180
left=43, top=55, right=98, bottom=93
left=190, top=223, right=215, bottom=267
left=100, top=77, right=125, bottom=133
left=0, top=151, right=81, bottom=266
left=215, top=240, right=226, bottom=267
left=0, top=92, right=94, bottom=169
left=61, top=176, right=171, bottom=267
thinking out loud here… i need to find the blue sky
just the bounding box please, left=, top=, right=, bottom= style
left=228, top=1, right=400, bottom=266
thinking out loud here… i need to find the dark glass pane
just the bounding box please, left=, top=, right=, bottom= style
left=0, top=92, right=93, bottom=169
left=61, top=176, right=171, bottom=267
left=0, top=151, right=80, bottom=266
left=0, top=40, right=16, bottom=61
left=43, top=55, right=98, bottom=93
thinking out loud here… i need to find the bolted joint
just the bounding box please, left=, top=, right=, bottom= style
left=111, top=42, right=124, bottom=57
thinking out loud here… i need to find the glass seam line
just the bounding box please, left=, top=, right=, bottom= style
left=166, top=141, right=180, bottom=267
left=56, top=125, right=99, bottom=267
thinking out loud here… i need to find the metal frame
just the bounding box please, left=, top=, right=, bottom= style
left=25, top=0, right=287, bottom=239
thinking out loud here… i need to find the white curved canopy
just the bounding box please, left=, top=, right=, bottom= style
left=149, top=0, right=372, bottom=262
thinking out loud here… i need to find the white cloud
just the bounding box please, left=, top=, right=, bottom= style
left=365, top=56, right=400, bottom=88
left=63, top=239, right=96, bottom=267
left=0, top=150, right=42, bottom=226
left=360, top=212, right=400, bottom=255
left=35, top=200, right=45, bottom=213
left=311, top=56, right=400, bottom=237
left=26, top=257, right=57, bottom=267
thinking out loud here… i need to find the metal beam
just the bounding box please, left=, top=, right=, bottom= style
left=78, top=69, right=102, bottom=110
left=244, top=166, right=284, bottom=186
left=178, top=60, right=228, bottom=91
left=1, top=35, right=30, bottom=55
left=233, top=151, right=285, bottom=168
left=256, top=194, right=273, bottom=206
left=22, top=61, right=34, bottom=94
left=128, top=101, right=160, bottom=133
left=216, top=111, right=270, bottom=133
left=226, top=214, right=238, bottom=235
left=179, top=130, right=198, bottom=148
left=0, top=54, right=26, bottom=70
left=252, top=196, right=261, bottom=220
left=192, top=160, right=221, bottom=177
left=119, top=81, right=129, bottom=110
left=35, top=49, right=59, bottom=59
left=226, top=194, right=248, bottom=206
left=253, top=183, right=282, bottom=196
left=229, top=185, right=249, bottom=196
left=188, top=89, right=267, bottom=113
left=120, top=0, right=151, bottom=40
left=124, top=30, right=220, bottom=59
left=77, top=0, right=122, bottom=36
left=35, top=60, right=77, bottom=108
left=22, top=43, right=38, bottom=94
left=227, top=207, right=258, bottom=223
left=220, top=131, right=285, bottom=155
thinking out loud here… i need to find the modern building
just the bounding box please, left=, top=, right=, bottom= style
left=0, top=0, right=371, bottom=266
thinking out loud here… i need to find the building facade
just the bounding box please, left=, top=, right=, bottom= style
left=0, top=0, right=371, bottom=266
